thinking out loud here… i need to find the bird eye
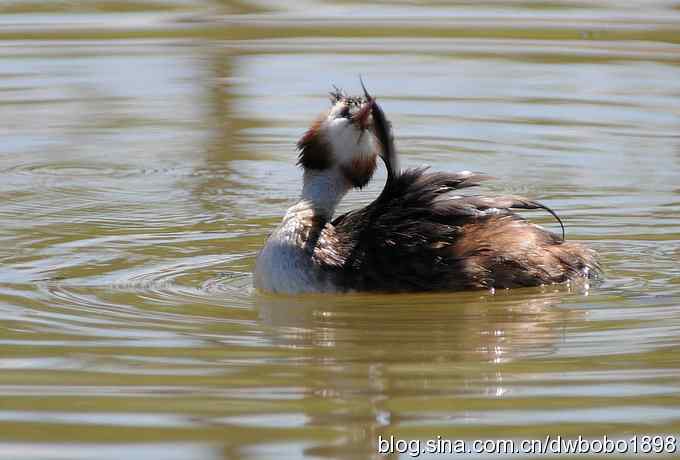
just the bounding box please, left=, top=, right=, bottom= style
left=339, top=106, right=351, bottom=118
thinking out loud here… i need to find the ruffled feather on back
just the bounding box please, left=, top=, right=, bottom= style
left=314, top=167, right=600, bottom=292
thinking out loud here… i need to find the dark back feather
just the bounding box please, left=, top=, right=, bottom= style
left=312, top=98, right=599, bottom=292
left=321, top=168, right=599, bottom=292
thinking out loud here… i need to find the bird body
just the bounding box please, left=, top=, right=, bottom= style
left=254, top=88, right=600, bottom=294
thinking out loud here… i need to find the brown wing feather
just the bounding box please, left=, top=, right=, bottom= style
left=317, top=168, right=600, bottom=292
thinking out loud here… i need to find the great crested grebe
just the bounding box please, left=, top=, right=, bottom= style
left=254, top=86, right=600, bottom=294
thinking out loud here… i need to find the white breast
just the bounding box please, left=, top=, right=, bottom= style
left=254, top=220, right=338, bottom=294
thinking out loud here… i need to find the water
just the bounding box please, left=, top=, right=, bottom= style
left=1, top=1, right=680, bottom=459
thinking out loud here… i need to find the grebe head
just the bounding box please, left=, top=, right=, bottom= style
left=297, top=89, right=378, bottom=188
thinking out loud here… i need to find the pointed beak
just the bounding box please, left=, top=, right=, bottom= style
left=356, top=77, right=398, bottom=181
left=352, top=100, right=374, bottom=131
left=351, top=76, right=375, bottom=131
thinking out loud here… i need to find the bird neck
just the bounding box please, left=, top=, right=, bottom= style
left=297, top=168, right=351, bottom=222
